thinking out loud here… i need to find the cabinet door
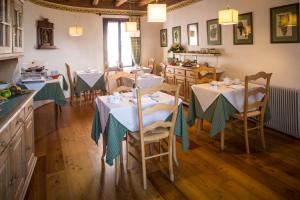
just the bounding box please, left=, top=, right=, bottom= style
left=175, top=75, right=186, bottom=100
left=12, top=0, right=23, bottom=52
left=24, top=112, right=34, bottom=175
left=9, top=126, right=25, bottom=200
left=0, top=148, right=9, bottom=200
left=0, top=0, right=12, bottom=54
left=165, top=73, right=175, bottom=85
left=186, top=78, right=196, bottom=102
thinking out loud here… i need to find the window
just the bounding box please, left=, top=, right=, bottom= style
left=0, top=0, right=12, bottom=53
left=103, top=18, right=133, bottom=68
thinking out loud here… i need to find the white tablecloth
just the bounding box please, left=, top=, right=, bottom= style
left=122, top=66, right=152, bottom=74
left=75, top=70, right=103, bottom=87
left=23, top=77, right=63, bottom=92
left=191, top=82, right=264, bottom=113
left=122, top=73, right=164, bottom=89
left=96, top=92, right=181, bottom=133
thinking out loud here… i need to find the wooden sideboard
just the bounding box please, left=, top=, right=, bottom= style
left=0, top=92, right=36, bottom=200
left=165, top=65, right=223, bottom=103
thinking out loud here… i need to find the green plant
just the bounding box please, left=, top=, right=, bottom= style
left=168, top=44, right=185, bottom=53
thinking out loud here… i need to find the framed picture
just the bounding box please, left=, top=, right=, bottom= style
left=270, top=3, right=299, bottom=43
left=160, top=29, right=168, bottom=47
left=172, top=26, right=181, bottom=44
left=233, top=12, right=253, bottom=45
left=187, top=23, right=199, bottom=46
left=207, top=19, right=222, bottom=45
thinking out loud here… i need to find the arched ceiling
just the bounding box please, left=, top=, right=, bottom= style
left=29, top=0, right=201, bottom=15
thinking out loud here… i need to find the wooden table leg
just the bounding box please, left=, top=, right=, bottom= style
left=197, top=118, right=204, bottom=134
left=54, top=103, right=58, bottom=130
left=221, top=131, right=225, bottom=151
left=115, top=155, right=120, bottom=186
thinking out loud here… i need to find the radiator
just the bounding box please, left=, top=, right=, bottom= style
left=265, top=86, right=300, bottom=138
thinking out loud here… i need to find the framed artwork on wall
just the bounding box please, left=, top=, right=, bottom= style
left=233, top=12, right=253, bottom=45
left=270, top=3, right=299, bottom=43
left=160, top=29, right=168, bottom=47
left=187, top=23, right=199, bottom=46
left=172, top=26, right=181, bottom=44
left=207, top=19, right=222, bottom=45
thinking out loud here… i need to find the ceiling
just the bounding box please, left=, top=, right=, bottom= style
left=29, top=0, right=201, bottom=15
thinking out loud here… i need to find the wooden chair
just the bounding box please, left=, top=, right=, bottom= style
left=148, top=58, right=155, bottom=74
left=193, top=66, right=217, bottom=84
left=106, top=71, right=137, bottom=94
left=226, top=71, right=272, bottom=153
left=126, top=83, right=180, bottom=190
left=192, top=66, right=217, bottom=132
left=65, top=63, right=75, bottom=105
left=159, top=62, right=167, bottom=80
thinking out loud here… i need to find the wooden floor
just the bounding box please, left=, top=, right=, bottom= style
left=25, top=102, right=300, bottom=200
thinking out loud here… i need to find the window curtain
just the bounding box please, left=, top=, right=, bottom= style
left=130, top=16, right=141, bottom=66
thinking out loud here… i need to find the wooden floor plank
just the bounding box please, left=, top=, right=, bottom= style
left=25, top=102, right=300, bottom=200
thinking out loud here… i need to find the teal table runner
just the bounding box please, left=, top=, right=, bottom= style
left=34, top=82, right=67, bottom=106
left=91, top=103, right=189, bottom=166
left=187, top=91, right=271, bottom=137
left=75, top=76, right=106, bottom=97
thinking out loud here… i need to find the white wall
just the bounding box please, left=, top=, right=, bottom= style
left=22, top=1, right=162, bottom=95
left=163, top=0, right=300, bottom=89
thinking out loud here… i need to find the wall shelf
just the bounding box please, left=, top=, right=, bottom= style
left=173, top=52, right=221, bottom=57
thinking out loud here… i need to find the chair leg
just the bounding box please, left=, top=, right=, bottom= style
left=221, top=131, right=225, bottom=151
left=159, top=140, right=162, bottom=162
left=120, top=141, right=123, bottom=166
left=244, top=120, right=250, bottom=154
left=141, top=144, right=147, bottom=190
left=173, top=136, right=179, bottom=167
left=169, top=137, right=174, bottom=182
left=260, top=119, right=266, bottom=149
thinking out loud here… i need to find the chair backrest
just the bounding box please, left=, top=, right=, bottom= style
left=106, top=71, right=137, bottom=94
left=148, top=58, right=155, bottom=74
left=244, top=71, right=272, bottom=119
left=193, top=66, right=217, bottom=84
left=159, top=62, right=167, bottom=78
left=65, top=63, right=74, bottom=90
left=136, top=83, right=180, bottom=140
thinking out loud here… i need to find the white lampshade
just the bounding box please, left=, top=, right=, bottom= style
left=69, top=26, right=83, bottom=37
left=147, top=4, right=167, bottom=22
left=125, top=22, right=137, bottom=32
left=218, top=8, right=239, bottom=25
left=130, top=30, right=140, bottom=38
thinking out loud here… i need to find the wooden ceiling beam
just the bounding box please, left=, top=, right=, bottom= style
left=138, top=0, right=155, bottom=7
left=92, top=0, right=99, bottom=6
left=115, top=0, right=128, bottom=7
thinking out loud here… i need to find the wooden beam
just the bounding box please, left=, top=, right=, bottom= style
left=92, top=0, right=99, bottom=6
left=115, top=0, right=127, bottom=7
left=139, top=0, right=155, bottom=7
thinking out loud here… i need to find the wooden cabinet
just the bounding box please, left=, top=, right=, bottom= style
left=0, top=94, right=36, bottom=200
left=0, top=148, right=9, bottom=200
left=0, top=0, right=24, bottom=58
left=165, top=65, right=223, bottom=104
left=24, top=112, right=34, bottom=174
left=9, top=126, right=25, bottom=200
left=0, top=0, right=12, bottom=54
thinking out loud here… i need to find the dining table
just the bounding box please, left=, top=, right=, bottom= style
left=122, top=73, right=164, bottom=89
left=22, top=75, right=68, bottom=129
left=91, top=91, right=189, bottom=183
left=74, top=69, right=106, bottom=97
left=122, top=66, right=152, bottom=74
left=187, top=82, right=271, bottom=140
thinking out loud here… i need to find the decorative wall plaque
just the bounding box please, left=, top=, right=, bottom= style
left=37, top=18, right=56, bottom=49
